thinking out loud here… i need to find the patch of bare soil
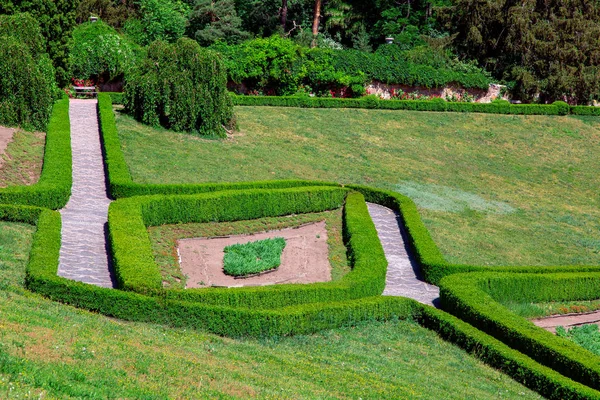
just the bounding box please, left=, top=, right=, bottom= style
left=178, top=221, right=331, bottom=288
left=532, top=310, right=600, bottom=333
left=0, top=126, right=15, bottom=168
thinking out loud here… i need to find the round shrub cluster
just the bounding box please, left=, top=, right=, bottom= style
left=124, top=38, right=234, bottom=137
left=0, top=13, right=56, bottom=130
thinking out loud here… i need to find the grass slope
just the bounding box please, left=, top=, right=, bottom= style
left=0, top=221, right=542, bottom=399
left=506, top=299, right=600, bottom=319
left=0, top=130, right=45, bottom=188
left=116, top=107, right=600, bottom=267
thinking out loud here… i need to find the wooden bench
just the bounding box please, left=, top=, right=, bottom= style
left=73, top=86, right=97, bottom=98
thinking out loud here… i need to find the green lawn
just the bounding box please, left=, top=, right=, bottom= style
left=116, top=107, right=600, bottom=267
left=0, top=129, right=45, bottom=188
left=0, top=221, right=542, bottom=399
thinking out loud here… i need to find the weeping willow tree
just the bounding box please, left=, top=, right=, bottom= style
left=124, top=38, right=234, bottom=137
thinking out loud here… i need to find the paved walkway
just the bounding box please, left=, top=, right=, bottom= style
left=58, top=99, right=114, bottom=288
left=367, top=203, right=440, bottom=307
left=532, top=310, right=600, bottom=334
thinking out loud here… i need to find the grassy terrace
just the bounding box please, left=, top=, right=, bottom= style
left=116, top=107, right=600, bottom=267
left=0, top=222, right=541, bottom=398
left=0, top=129, right=45, bottom=188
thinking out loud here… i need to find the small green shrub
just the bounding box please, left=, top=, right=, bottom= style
left=124, top=38, right=233, bottom=136
left=223, top=237, right=286, bottom=277
left=553, top=101, right=570, bottom=116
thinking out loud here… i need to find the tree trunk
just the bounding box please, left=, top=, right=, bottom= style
left=311, top=0, right=322, bottom=47
left=281, top=0, right=288, bottom=31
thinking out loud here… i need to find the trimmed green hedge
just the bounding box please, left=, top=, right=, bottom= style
left=10, top=200, right=410, bottom=338
left=105, top=92, right=124, bottom=105
left=417, top=305, right=600, bottom=400
left=439, top=272, right=600, bottom=392
left=98, top=92, right=339, bottom=199
left=231, top=95, right=577, bottom=116
left=108, top=188, right=390, bottom=310
left=349, top=185, right=600, bottom=285
left=0, top=95, right=71, bottom=209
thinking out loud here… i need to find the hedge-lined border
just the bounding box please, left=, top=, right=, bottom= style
left=99, top=94, right=600, bottom=286
left=438, top=272, right=600, bottom=392
left=3, top=201, right=595, bottom=399
left=0, top=95, right=72, bottom=210
left=108, top=188, right=389, bottom=309
left=98, top=93, right=339, bottom=199
left=109, top=91, right=600, bottom=116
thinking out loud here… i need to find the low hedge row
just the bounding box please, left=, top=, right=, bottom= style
left=231, top=95, right=579, bottom=116
left=349, top=185, right=600, bottom=284
left=0, top=95, right=72, bottom=209
left=417, top=305, right=600, bottom=400
left=109, top=188, right=389, bottom=309
left=438, top=272, right=600, bottom=392
left=9, top=200, right=411, bottom=338
left=98, top=93, right=338, bottom=199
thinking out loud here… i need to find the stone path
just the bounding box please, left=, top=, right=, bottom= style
left=58, top=99, right=114, bottom=288
left=367, top=203, right=440, bottom=307
left=532, top=310, right=600, bottom=334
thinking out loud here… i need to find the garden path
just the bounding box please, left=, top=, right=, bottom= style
left=367, top=203, right=440, bottom=307
left=57, top=99, right=114, bottom=288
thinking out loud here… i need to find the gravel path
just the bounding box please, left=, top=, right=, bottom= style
left=367, top=203, right=439, bottom=307
left=58, top=99, right=114, bottom=288
left=532, top=311, right=600, bottom=334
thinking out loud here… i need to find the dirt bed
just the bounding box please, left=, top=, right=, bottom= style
left=532, top=310, right=600, bottom=333
left=0, top=126, right=15, bottom=168
left=178, top=221, right=331, bottom=288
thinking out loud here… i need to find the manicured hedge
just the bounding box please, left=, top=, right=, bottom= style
left=108, top=189, right=390, bottom=310
left=417, top=305, right=600, bottom=400
left=0, top=95, right=72, bottom=209
left=98, top=92, right=339, bottom=199
left=11, top=199, right=411, bottom=338
left=571, top=106, right=600, bottom=116
left=231, top=95, right=574, bottom=116
left=438, top=272, right=600, bottom=392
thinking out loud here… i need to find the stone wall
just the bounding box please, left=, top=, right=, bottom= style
left=366, top=81, right=506, bottom=103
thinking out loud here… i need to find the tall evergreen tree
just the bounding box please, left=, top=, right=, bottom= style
left=190, top=0, right=250, bottom=45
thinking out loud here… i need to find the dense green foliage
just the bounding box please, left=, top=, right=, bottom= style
left=124, top=39, right=233, bottom=136
left=123, top=0, right=189, bottom=46
left=0, top=0, right=77, bottom=86
left=0, top=96, right=71, bottom=209
left=0, top=14, right=58, bottom=130
left=223, top=237, right=286, bottom=277
left=214, top=36, right=490, bottom=95
left=189, top=0, right=249, bottom=46
left=444, top=0, right=600, bottom=103
left=557, top=325, right=600, bottom=357
left=70, top=21, right=142, bottom=82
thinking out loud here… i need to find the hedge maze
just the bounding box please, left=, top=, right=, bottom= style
left=1, top=93, right=600, bottom=398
